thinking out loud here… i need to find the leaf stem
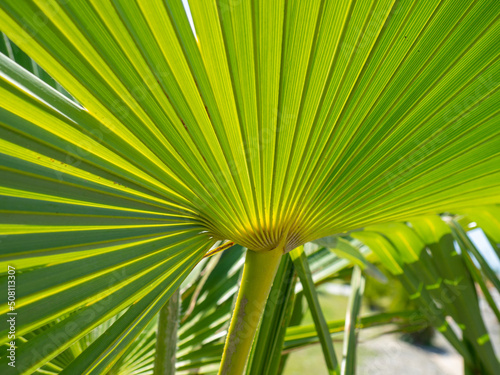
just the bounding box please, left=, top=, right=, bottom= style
left=290, top=246, right=340, bottom=374
left=154, top=288, right=180, bottom=375
left=218, top=246, right=283, bottom=375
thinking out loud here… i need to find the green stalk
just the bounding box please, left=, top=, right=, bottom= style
left=290, top=246, right=340, bottom=374
left=154, top=288, right=180, bottom=375
left=246, top=255, right=296, bottom=375
left=218, top=246, right=284, bottom=375
left=341, top=266, right=365, bottom=375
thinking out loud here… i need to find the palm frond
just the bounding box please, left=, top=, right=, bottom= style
left=0, top=0, right=499, bottom=373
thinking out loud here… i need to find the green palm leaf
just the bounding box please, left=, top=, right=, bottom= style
left=354, top=216, right=500, bottom=374
left=1, top=0, right=499, bottom=373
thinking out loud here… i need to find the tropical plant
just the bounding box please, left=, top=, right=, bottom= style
left=0, top=0, right=499, bottom=374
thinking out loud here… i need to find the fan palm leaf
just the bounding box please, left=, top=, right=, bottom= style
left=0, top=0, right=499, bottom=373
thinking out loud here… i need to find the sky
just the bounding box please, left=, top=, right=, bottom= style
left=182, top=0, right=197, bottom=37
left=469, top=228, right=500, bottom=273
